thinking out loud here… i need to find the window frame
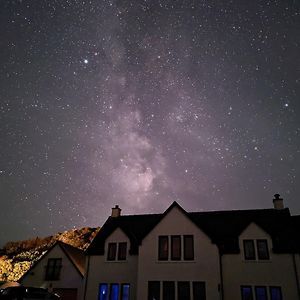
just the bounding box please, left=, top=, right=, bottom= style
left=162, top=281, right=175, bottom=300
left=241, top=285, right=254, bottom=300
left=158, top=236, right=169, bottom=260
left=121, top=283, right=130, bottom=300
left=99, top=283, right=109, bottom=300
left=171, top=235, right=181, bottom=260
left=118, top=242, right=127, bottom=261
left=45, top=258, right=62, bottom=281
left=269, top=286, right=282, bottom=300
left=255, top=286, right=268, bottom=300
left=243, top=240, right=256, bottom=260
left=256, top=239, right=270, bottom=260
left=148, top=281, right=160, bottom=300
left=183, top=235, right=194, bottom=260
left=177, top=281, right=190, bottom=300
left=109, top=283, right=119, bottom=300
left=107, top=243, right=117, bottom=261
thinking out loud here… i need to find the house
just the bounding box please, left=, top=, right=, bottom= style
left=19, top=241, right=85, bottom=300
left=83, top=195, right=300, bottom=300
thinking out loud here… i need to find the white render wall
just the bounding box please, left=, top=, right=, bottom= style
left=83, top=227, right=138, bottom=300
left=222, top=222, right=299, bottom=300
left=20, top=244, right=84, bottom=300
left=136, top=206, right=221, bottom=300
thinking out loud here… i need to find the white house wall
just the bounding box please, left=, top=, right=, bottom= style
left=84, top=227, right=138, bottom=300
left=222, top=222, right=299, bottom=299
left=137, top=206, right=220, bottom=300
left=20, top=244, right=83, bottom=299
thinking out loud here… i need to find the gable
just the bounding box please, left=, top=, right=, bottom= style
left=239, top=222, right=272, bottom=240
left=19, top=242, right=84, bottom=283
left=142, top=203, right=213, bottom=244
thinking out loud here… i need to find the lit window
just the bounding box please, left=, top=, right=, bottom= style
left=241, top=286, right=253, bottom=300
left=255, top=286, right=267, bottom=300
left=257, top=240, right=269, bottom=260
left=171, top=236, right=181, bottom=260
left=110, top=284, right=119, bottom=300
left=99, top=284, right=108, bottom=300
left=243, top=240, right=255, bottom=260
left=270, top=287, right=282, bottom=300
left=148, top=281, right=160, bottom=300
left=118, top=243, right=127, bottom=260
left=45, top=258, right=62, bottom=280
left=107, top=243, right=117, bottom=261
left=121, top=284, right=130, bottom=300
left=184, top=235, right=194, bottom=260
left=158, top=236, right=168, bottom=260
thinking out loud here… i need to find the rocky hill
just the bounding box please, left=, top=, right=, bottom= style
left=0, top=227, right=99, bottom=282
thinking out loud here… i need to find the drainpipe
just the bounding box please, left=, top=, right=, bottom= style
left=83, top=256, right=90, bottom=300
left=292, top=253, right=300, bottom=300
left=218, top=248, right=224, bottom=300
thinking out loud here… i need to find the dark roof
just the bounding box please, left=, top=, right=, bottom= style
left=86, top=201, right=297, bottom=255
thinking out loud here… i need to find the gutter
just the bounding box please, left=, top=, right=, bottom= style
left=219, top=248, right=224, bottom=300
left=83, top=256, right=90, bottom=300
left=292, top=253, right=300, bottom=300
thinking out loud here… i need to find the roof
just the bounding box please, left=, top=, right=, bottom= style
left=19, top=241, right=85, bottom=282
left=86, top=201, right=296, bottom=255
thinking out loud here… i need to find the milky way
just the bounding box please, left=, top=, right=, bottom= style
left=0, top=0, right=299, bottom=246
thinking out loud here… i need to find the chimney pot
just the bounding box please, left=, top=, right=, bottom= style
left=273, top=194, right=284, bottom=210
left=111, top=205, right=121, bottom=217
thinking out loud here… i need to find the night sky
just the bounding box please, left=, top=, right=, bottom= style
left=0, top=0, right=299, bottom=246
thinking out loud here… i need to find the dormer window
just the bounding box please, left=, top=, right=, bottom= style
left=243, top=240, right=255, bottom=260
left=257, top=240, right=269, bottom=260
left=107, top=242, right=127, bottom=261
left=243, top=239, right=269, bottom=260
left=107, top=243, right=117, bottom=261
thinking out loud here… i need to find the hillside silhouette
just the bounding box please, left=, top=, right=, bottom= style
left=0, top=227, right=99, bottom=281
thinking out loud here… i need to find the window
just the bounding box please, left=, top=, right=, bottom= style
left=241, top=286, right=253, bottom=300
left=99, top=284, right=130, bottom=300
left=148, top=281, right=160, bottom=300
left=184, top=235, right=194, bottom=260
left=118, top=243, right=127, bottom=260
left=257, top=240, right=269, bottom=260
left=158, top=235, right=194, bottom=261
left=99, top=284, right=108, bottom=300
left=159, top=236, right=169, bottom=260
left=107, top=243, right=127, bottom=261
left=163, top=282, right=175, bottom=300
left=110, top=284, right=119, bottom=300
left=193, top=282, right=206, bottom=300
left=45, top=258, right=62, bottom=280
left=255, top=286, right=268, bottom=300
left=171, top=236, right=181, bottom=260
left=270, top=287, right=282, bottom=300
left=107, top=243, right=117, bottom=261
left=243, top=240, right=255, bottom=260
left=121, top=284, right=130, bottom=300
left=178, top=282, right=190, bottom=300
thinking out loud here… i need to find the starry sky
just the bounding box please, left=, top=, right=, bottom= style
left=0, top=0, right=299, bottom=246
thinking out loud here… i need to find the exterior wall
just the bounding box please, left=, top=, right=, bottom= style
left=137, top=206, right=221, bottom=300
left=20, top=245, right=83, bottom=300
left=84, top=228, right=138, bottom=300
left=222, top=222, right=299, bottom=300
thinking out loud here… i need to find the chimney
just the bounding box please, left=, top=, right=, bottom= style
left=111, top=205, right=121, bottom=218
left=273, top=194, right=284, bottom=210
